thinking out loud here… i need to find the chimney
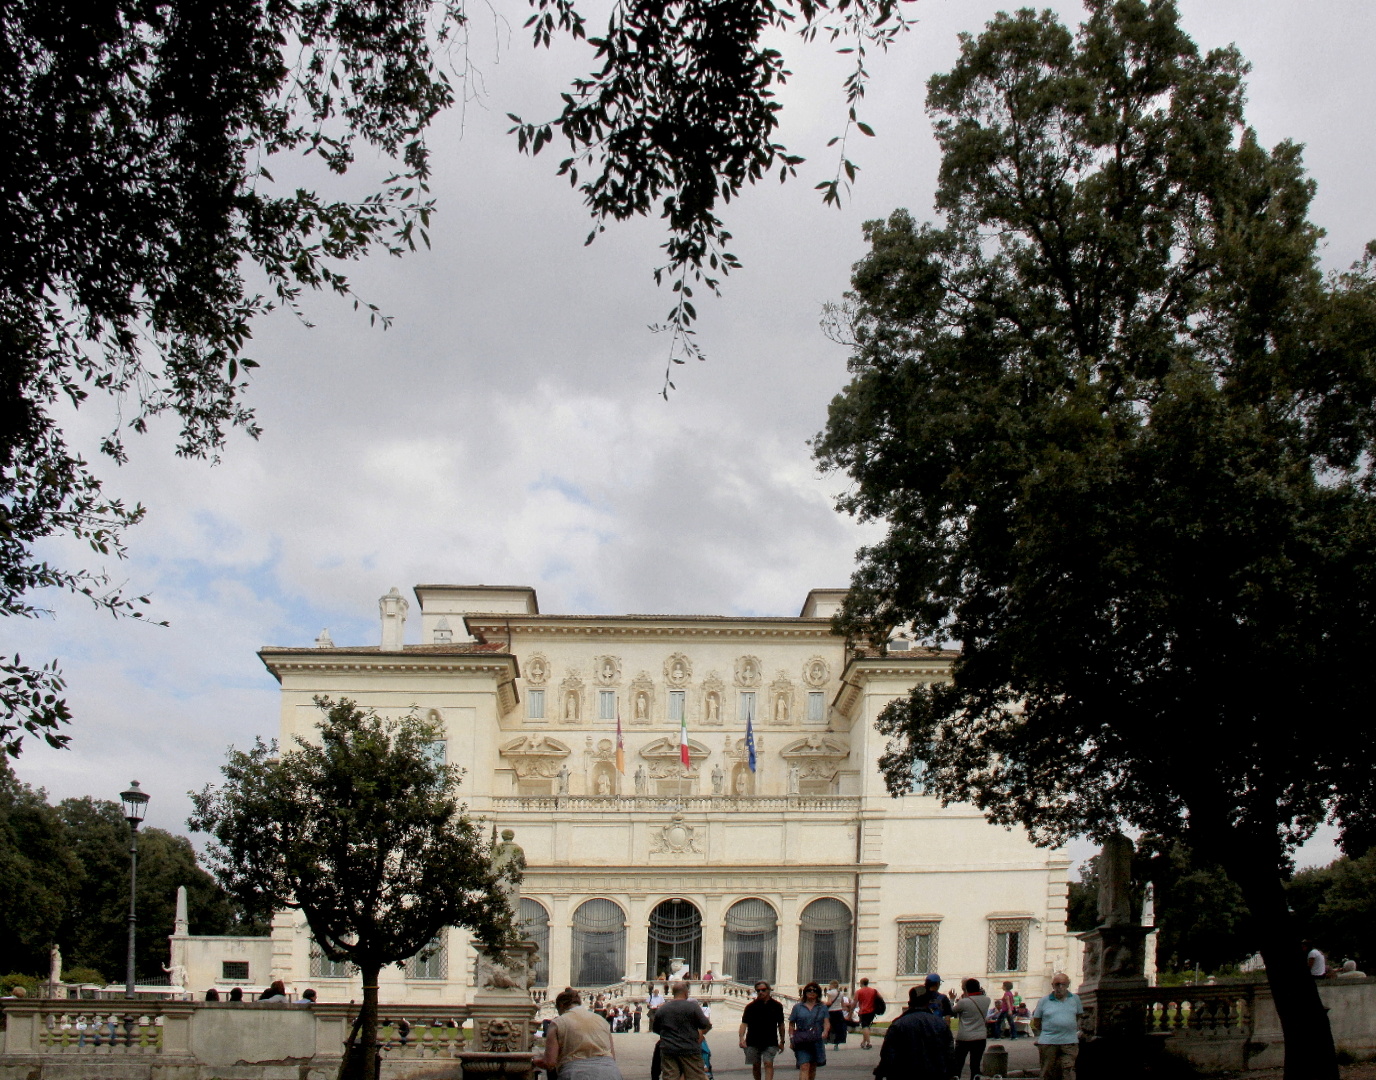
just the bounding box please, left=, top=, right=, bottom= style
left=379, top=587, right=408, bottom=651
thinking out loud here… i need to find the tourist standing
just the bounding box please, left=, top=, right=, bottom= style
left=739, top=982, right=786, bottom=1080
left=649, top=986, right=667, bottom=1028
left=908, top=975, right=952, bottom=1019
left=853, top=978, right=879, bottom=1049
left=653, top=981, right=713, bottom=1080
left=996, top=981, right=1016, bottom=1039
left=824, top=981, right=849, bottom=1048
left=537, top=990, right=624, bottom=1080
left=634, top=1004, right=643, bottom=1033
left=872, top=986, right=952, bottom=1080
left=788, top=982, right=831, bottom=1080
left=950, top=978, right=990, bottom=1080
left=1031, top=973, right=1082, bottom=1080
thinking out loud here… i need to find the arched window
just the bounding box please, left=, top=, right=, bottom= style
left=724, top=898, right=777, bottom=985
left=572, top=898, right=626, bottom=987
left=798, top=898, right=852, bottom=985
left=647, top=899, right=702, bottom=979
left=520, top=899, right=550, bottom=988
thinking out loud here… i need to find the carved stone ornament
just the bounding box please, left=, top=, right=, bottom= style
left=630, top=673, right=655, bottom=724
left=664, top=653, right=692, bottom=687
left=701, top=672, right=726, bottom=725
left=591, top=737, right=617, bottom=761
left=726, top=734, right=764, bottom=760
left=780, top=733, right=850, bottom=781
left=525, top=654, right=550, bottom=686
left=639, top=736, right=710, bottom=779
left=499, top=736, right=572, bottom=779
left=560, top=670, right=584, bottom=723
left=802, top=656, right=830, bottom=689
left=650, top=813, right=703, bottom=854
left=734, top=655, right=762, bottom=688
left=769, top=672, right=795, bottom=725
left=483, top=1019, right=520, bottom=1051
left=594, top=655, right=622, bottom=686
left=477, top=949, right=532, bottom=993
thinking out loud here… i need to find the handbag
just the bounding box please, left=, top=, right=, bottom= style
left=790, top=1007, right=824, bottom=1049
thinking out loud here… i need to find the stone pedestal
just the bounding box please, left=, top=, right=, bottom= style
left=1078, top=926, right=1152, bottom=997
left=458, top=1050, right=538, bottom=1080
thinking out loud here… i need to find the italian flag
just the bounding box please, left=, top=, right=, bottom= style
left=679, top=711, right=690, bottom=767
left=615, top=712, right=626, bottom=774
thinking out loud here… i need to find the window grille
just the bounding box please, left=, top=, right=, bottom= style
left=724, top=898, right=778, bottom=985
left=739, top=692, right=756, bottom=724
left=798, top=898, right=852, bottom=984
left=527, top=689, right=545, bottom=719
left=988, top=919, right=1031, bottom=973
left=571, top=898, right=626, bottom=987
left=221, top=961, right=249, bottom=982
left=599, top=691, right=617, bottom=721
left=405, top=935, right=448, bottom=980
left=309, top=947, right=354, bottom=979
left=668, top=691, right=686, bottom=722
left=897, top=922, right=939, bottom=976
left=806, top=692, right=825, bottom=722
left=648, top=899, right=702, bottom=980
left=520, top=899, right=551, bottom=987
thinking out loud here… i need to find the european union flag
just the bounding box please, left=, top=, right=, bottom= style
left=745, top=714, right=757, bottom=772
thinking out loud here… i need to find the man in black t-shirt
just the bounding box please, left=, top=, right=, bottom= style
left=738, top=982, right=786, bottom=1080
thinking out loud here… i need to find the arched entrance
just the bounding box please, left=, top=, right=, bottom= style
left=798, top=898, right=852, bottom=984
left=647, top=898, right=703, bottom=979
left=572, top=898, right=626, bottom=986
left=723, top=898, right=777, bottom=985
left=519, top=898, right=550, bottom=988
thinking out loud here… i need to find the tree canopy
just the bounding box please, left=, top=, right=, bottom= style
left=189, top=697, right=514, bottom=1080
left=814, top=2, right=1376, bottom=1076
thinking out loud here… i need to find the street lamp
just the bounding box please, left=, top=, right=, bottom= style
left=120, top=781, right=150, bottom=998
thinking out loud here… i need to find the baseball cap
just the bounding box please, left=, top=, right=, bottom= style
left=925, top=973, right=941, bottom=985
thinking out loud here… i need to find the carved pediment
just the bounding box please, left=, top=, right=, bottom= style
left=639, top=737, right=711, bottom=779
left=780, top=734, right=850, bottom=781
left=499, top=735, right=572, bottom=778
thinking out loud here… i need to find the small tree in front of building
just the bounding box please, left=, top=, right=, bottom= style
left=190, top=697, right=516, bottom=1080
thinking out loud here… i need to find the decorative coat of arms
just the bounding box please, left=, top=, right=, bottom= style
left=650, top=813, right=703, bottom=854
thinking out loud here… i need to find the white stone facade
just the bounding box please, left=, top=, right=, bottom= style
left=173, top=585, right=1070, bottom=1006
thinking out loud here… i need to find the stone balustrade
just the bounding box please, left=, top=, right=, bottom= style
left=490, top=795, right=861, bottom=812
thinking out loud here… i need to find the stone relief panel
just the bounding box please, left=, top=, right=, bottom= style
left=768, top=672, right=795, bottom=725
left=629, top=673, right=655, bottom=724
left=701, top=672, right=725, bottom=725
left=560, top=670, right=584, bottom=723
left=780, top=733, right=850, bottom=782
left=639, top=736, right=710, bottom=779
left=802, top=656, right=830, bottom=689
left=649, top=813, right=703, bottom=854
left=525, top=654, right=550, bottom=686
left=664, top=653, right=692, bottom=687
left=734, top=655, right=762, bottom=688
left=498, top=735, right=572, bottom=778
left=593, top=655, right=622, bottom=685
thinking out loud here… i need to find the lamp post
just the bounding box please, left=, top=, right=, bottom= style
left=120, top=781, right=150, bottom=997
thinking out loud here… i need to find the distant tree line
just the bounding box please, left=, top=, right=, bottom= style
left=0, top=764, right=261, bottom=986
left=1067, top=841, right=1376, bottom=976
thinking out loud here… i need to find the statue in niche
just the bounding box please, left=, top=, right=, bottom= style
left=787, top=764, right=800, bottom=794
left=705, top=694, right=720, bottom=723
left=596, top=772, right=612, bottom=795
left=711, top=763, right=725, bottom=795
left=672, top=659, right=687, bottom=683
left=564, top=692, right=579, bottom=721
left=636, top=692, right=649, bottom=720
left=734, top=768, right=749, bottom=796
left=775, top=695, right=789, bottom=723
left=634, top=764, right=648, bottom=795
left=491, top=829, right=526, bottom=909
left=556, top=765, right=570, bottom=795
left=601, top=658, right=617, bottom=682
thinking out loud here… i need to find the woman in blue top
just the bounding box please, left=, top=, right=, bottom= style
left=788, top=982, right=831, bottom=1080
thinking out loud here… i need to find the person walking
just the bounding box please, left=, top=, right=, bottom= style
left=536, top=990, right=624, bottom=1080
left=872, top=986, right=953, bottom=1080
left=653, top=981, right=713, bottom=1080
left=995, top=982, right=1015, bottom=1040
left=739, top=982, right=786, bottom=1080
left=824, top=981, right=849, bottom=1049
left=634, top=1004, right=643, bottom=1033
left=853, top=978, right=879, bottom=1050
left=1031, top=974, right=1082, bottom=1080
left=788, top=982, right=831, bottom=1080
left=951, top=978, right=990, bottom=1080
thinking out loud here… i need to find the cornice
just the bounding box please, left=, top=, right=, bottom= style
left=832, top=653, right=956, bottom=714
left=464, top=614, right=838, bottom=642
left=259, top=649, right=518, bottom=685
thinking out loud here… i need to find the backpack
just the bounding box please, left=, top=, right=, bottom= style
left=872, top=992, right=887, bottom=1017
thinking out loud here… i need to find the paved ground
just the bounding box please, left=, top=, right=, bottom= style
left=608, top=1025, right=1044, bottom=1079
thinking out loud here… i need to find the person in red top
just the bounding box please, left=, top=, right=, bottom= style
left=853, top=978, right=879, bottom=1049
left=995, top=981, right=1016, bottom=1040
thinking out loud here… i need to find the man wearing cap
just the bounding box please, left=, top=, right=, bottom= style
left=1031, top=973, right=1082, bottom=1079
left=873, top=986, right=952, bottom=1080
left=907, top=974, right=953, bottom=1019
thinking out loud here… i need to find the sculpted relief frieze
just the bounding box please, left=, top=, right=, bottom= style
left=780, top=733, right=850, bottom=781
left=499, top=735, right=572, bottom=779
left=649, top=813, right=703, bottom=855
left=639, top=736, right=710, bottom=779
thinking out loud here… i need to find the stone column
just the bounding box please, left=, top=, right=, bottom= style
left=548, top=896, right=572, bottom=990
left=626, top=895, right=649, bottom=982
left=701, top=894, right=724, bottom=980
left=776, top=895, right=800, bottom=991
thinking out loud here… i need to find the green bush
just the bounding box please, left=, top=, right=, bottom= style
left=60, top=967, right=105, bottom=986
left=1, top=973, right=39, bottom=995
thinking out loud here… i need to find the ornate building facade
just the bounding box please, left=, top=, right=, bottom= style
left=172, top=584, right=1072, bottom=1005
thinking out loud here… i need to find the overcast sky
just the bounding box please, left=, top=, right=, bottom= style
left=7, top=0, right=1371, bottom=869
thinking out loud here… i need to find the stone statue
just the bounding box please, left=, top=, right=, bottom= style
left=491, top=829, right=526, bottom=910
left=564, top=692, right=579, bottom=721
left=711, top=763, right=724, bottom=795
left=596, top=772, right=612, bottom=795
left=636, top=693, right=648, bottom=719
left=734, top=768, right=749, bottom=795
left=775, top=696, right=788, bottom=723
left=706, top=695, right=719, bottom=723
left=787, top=764, right=800, bottom=794
left=556, top=764, right=570, bottom=795
left=49, top=944, right=62, bottom=988
left=1097, top=833, right=1134, bottom=927
left=162, top=960, right=189, bottom=989
left=634, top=764, right=648, bottom=794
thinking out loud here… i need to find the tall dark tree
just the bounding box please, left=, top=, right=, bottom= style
left=0, top=765, right=76, bottom=974
left=814, top=3, right=1376, bottom=1077
left=190, top=697, right=515, bottom=1080
left=1, top=0, right=906, bottom=756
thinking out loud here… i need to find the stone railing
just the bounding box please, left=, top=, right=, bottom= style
left=490, top=795, right=861, bottom=812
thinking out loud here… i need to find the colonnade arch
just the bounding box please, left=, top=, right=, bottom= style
left=520, top=898, right=550, bottom=987
left=723, top=897, right=778, bottom=985
left=647, top=898, right=703, bottom=979
left=797, top=897, right=852, bottom=985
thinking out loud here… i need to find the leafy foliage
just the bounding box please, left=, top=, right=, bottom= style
left=814, top=2, right=1376, bottom=1074
left=0, top=767, right=77, bottom=975
left=189, top=697, right=514, bottom=1080
left=1287, top=851, right=1376, bottom=969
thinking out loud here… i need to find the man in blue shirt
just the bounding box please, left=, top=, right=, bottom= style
left=1030, top=973, right=1082, bottom=1079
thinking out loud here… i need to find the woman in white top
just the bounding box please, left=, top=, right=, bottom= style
left=951, top=978, right=991, bottom=1080
left=824, top=981, right=849, bottom=1048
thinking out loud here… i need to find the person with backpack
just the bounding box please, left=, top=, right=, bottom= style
left=950, top=978, right=991, bottom=1080
left=852, top=978, right=885, bottom=1050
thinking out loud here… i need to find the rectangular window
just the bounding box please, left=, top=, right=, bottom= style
left=807, top=692, right=825, bottom=722
left=310, top=947, right=354, bottom=980
left=988, top=919, right=1031, bottom=973
left=405, top=935, right=448, bottom=980
left=427, top=740, right=447, bottom=766
left=599, top=690, right=617, bottom=721
left=739, top=692, right=756, bottom=724
left=221, top=961, right=249, bottom=982
left=668, top=690, right=686, bottom=722
left=527, top=689, right=545, bottom=719
left=897, top=922, right=939, bottom=977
